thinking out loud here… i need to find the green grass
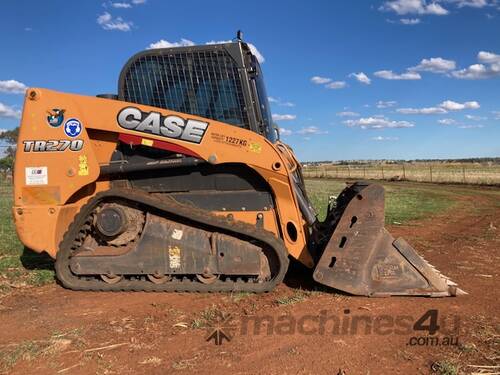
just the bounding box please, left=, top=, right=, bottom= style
left=0, top=178, right=54, bottom=293
left=0, top=329, right=81, bottom=371
left=432, top=360, right=459, bottom=375
left=305, top=179, right=455, bottom=224
left=230, top=291, right=253, bottom=302
left=0, top=340, right=44, bottom=371
left=275, top=291, right=307, bottom=306
left=190, top=305, right=220, bottom=329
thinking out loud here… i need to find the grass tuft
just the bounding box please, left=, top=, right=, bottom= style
left=190, top=306, right=220, bottom=329
left=432, top=360, right=458, bottom=375
left=0, top=341, right=45, bottom=371
left=275, top=291, right=307, bottom=306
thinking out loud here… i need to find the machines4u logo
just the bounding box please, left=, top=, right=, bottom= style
left=46, top=109, right=65, bottom=127
left=64, top=118, right=83, bottom=137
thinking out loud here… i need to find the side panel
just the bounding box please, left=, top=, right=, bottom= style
left=13, top=88, right=313, bottom=266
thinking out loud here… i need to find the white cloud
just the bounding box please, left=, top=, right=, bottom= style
left=400, top=17, right=421, bottom=24
left=297, top=126, right=328, bottom=135
left=397, top=107, right=447, bottom=114
left=379, top=0, right=449, bottom=15
left=465, top=114, right=487, bottom=120
left=336, top=111, right=360, bottom=117
left=449, top=0, right=490, bottom=8
left=439, top=100, right=480, bottom=110
left=349, top=72, right=371, bottom=84
left=0, top=128, right=7, bottom=134
left=325, top=81, right=347, bottom=89
left=205, top=40, right=264, bottom=63
left=409, top=57, right=456, bottom=73
left=268, top=97, right=295, bottom=107
left=148, top=38, right=265, bottom=63
left=477, top=51, right=500, bottom=63
left=247, top=44, right=265, bottom=64
left=97, top=12, right=132, bottom=31
left=131, top=0, right=146, bottom=3
left=374, top=70, right=422, bottom=80
left=110, top=2, right=132, bottom=8
left=0, top=80, right=27, bottom=94
left=310, top=76, right=332, bottom=84
left=398, top=100, right=480, bottom=114
left=376, top=52, right=499, bottom=81
left=24, top=27, right=32, bottom=32
left=451, top=51, right=500, bottom=79
left=0, top=102, right=21, bottom=119
left=376, top=100, right=398, bottom=108
left=492, top=111, right=500, bottom=120
left=204, top=40, right=265, bottom=63
left=279, top=128, right=293, bottom=136
left=310, top=76, right=346, bottom=89
left=344, top=116, right=414, bottom=129
left=438, top=118, right=457, bottom=125
left=272, top=114, right=296, bottom=121
left=372, top=136, right=399, bottom=141
left=451, top=63, right=500, bottom=79
left=148, top=38, right=195, bottom=49
left=459, top=124, right=484, bottom=128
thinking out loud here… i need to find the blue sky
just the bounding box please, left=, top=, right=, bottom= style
left=1, top=0, right=499, bottom=161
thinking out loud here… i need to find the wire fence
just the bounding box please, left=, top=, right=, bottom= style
left=0, top=172, right=13, bottom=193
left=2, top=162, right=500, bottom=187
left=302, top=163, right=500, bottom=185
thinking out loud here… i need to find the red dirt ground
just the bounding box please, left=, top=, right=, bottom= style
left=0, top=184, right=498, bottom=375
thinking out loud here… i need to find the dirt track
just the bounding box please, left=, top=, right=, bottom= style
left=0, top=185, right=499, bottom=374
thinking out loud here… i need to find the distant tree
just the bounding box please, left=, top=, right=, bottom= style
left=0, top=156, right=14, bottom=170
left=0, top=127, right=19, bottom=169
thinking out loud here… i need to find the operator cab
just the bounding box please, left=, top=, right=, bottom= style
left=118, top=39, right=277, bottom=142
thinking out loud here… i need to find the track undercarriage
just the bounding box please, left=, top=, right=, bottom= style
left=55, top=189, right=289, bottom=292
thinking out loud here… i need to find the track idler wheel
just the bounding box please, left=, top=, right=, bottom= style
left=196, top=273, right=219, bottom=284
left=147, top=273, right=172, bottom=284
left=100, top=273, right=123, bottom=284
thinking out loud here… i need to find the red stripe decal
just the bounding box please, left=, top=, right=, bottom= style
left=118, top=134, right=203, bottom=159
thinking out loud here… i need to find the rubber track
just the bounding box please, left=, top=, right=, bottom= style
left=55, top=188, right=289, bottom=293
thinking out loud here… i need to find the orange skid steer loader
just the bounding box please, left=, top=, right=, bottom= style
left=13, top=39, right=464, bottom=296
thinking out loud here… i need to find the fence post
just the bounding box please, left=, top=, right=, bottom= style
left=462, top=165, right=466, bottom=184
left=381, top=166, right=384, bottom=180
left=429, top=165, right=433, bottom=183
left=363, top=166, right=366, bottom=179
left=347, top=165, right=350, bottom=179
left=402, top=164, right=406, bottom=180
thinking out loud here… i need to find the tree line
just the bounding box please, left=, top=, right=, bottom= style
left=0, top=127, right=18, bottom=171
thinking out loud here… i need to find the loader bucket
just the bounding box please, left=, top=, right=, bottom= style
left=313, top=183, right=465, bottom=297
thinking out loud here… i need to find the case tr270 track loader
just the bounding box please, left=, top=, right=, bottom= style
left=13, top=39, right=464, bottom=297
